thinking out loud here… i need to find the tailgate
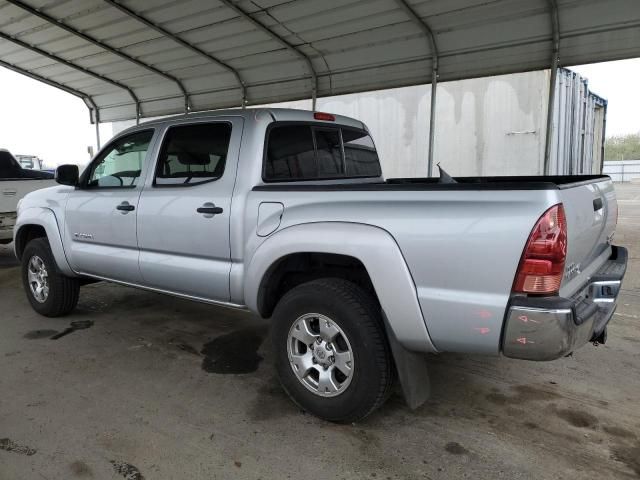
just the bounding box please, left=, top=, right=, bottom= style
left=558, top=178, right=617, bottom=296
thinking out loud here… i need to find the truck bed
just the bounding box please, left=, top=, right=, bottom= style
left=1, top=179, right=56, bottom=214
left=254, top=175, right=609, bottom=191
left=249, top=173, right=616, bottom=354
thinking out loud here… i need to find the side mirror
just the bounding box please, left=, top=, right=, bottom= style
left=55, top=164, right=79, bottom=186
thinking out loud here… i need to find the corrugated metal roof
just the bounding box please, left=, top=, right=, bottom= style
left=0, top=0, right=638, bottom=122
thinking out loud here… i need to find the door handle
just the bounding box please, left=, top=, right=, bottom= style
left=197, top=203, right=223, bottom=216
left=116, top=202, right=135, bottom=212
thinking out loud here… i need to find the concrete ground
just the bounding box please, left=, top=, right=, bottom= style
left=1, top=185, right=639, bottom=480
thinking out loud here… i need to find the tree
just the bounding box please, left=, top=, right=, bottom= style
left=605, top=132, right=640, bottom=161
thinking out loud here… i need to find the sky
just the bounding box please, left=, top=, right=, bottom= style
left=0, top=67, right=113, bottom=169
left=569, top=59, right=640, bottom=139
left=0, top=58, right=639, bottom=168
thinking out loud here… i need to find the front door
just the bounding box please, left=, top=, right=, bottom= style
left=63, top=129, right=155, bottom=284
left=137, top=118, right=242, bottom=301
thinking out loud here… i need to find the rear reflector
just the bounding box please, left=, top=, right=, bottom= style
left=313, top=112, right=335, bottom=121
left=513, top=204, right=567, bottom=295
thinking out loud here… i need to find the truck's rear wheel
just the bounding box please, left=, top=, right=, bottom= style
left=272, top=278, right=394, bottom=422
left=21, top=238, right=79, bottom=317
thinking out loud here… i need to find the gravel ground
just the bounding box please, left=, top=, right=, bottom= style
left=0, top=184, right=639, bottom=480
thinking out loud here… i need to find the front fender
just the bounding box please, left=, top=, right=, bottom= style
left=14, top=207, right=76, bottom=277
left=245, top=222, right=436, bottom=353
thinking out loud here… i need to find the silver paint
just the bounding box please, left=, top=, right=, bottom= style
left=14, top=108, right=619, bottom=357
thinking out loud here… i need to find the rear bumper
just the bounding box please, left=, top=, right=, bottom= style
left=502, top=245, right=628, bottom=361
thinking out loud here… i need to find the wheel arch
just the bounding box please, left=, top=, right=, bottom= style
left=14, top=224, right=47, bottom=259
left=256, top=252, right=376, bottom=319
left=245, top=222, right=436, bottom=353
left=14, top=208, right=75, bottom=276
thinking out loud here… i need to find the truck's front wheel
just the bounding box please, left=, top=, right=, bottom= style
left=21, top=238, right=79, bottom=317
left=272, top=278, right=394, bottom=422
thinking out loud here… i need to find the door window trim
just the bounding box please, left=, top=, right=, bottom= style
left=152, top=121, right=233, bottom=189
left=80, top=128, right=155, bottom=190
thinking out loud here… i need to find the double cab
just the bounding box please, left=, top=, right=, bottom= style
left=14, top=109, right=627, bottom=422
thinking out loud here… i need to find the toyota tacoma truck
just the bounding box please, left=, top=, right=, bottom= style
left=1, top=149, right=54, bottom=244
left=13, top=109, right=627, bottom=422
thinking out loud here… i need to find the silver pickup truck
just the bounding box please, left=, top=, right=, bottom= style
left=14, top=109, right=627, bottom=422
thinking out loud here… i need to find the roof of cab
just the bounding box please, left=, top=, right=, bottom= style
left=118, top=108, right=365, bottom=137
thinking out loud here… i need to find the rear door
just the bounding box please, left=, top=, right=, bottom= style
left=63, top=129, right=155, bottom=283
left=136, top=117, right=242, bottom=301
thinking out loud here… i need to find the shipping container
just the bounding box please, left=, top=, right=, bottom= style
left=547, top=69, right=607, bottom=176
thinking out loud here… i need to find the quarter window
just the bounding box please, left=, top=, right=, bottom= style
left=155, top=123, right=231, bottom=186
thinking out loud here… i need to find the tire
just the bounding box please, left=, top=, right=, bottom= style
left=272, top=278, right=394, bottom=423
left=21, top=237, right=79, bottom=317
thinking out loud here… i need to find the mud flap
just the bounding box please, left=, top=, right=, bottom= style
left=382, top=313, right=431, bottom=409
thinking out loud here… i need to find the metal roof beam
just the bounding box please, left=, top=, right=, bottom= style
left=4, top=0, right=187, bottom=115
left=0, top=57, right=87, bottom=100
left=0, top=30, right=141, bottom=120
left=91, top=97, right=101, bottom=148
left=393, top=0, right=439, bottom=66
left=393, top=0, right=440, bottom=177
left=102, top=0, right=247, bottom=107
left=544, top=0, right=561, bottom=174
left=218, top=0, right=319, bottom=110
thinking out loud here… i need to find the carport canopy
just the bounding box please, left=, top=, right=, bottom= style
left=0, top=0, right=639, bottom=125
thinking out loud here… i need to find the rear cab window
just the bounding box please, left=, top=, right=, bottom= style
left=264, top=123, right=381, bottom=182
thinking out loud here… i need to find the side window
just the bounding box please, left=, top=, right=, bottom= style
left=87, top=130, right=153, bottom=188
left=264, top=123, right=381, bottom=181
left=342, top=128, right=382, bottom=177
left=155, top=123, right=231, bottom=186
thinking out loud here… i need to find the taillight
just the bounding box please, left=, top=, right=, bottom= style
left=313, top=112, right=335, bottom=121
left=513, top=204, right=567, bottom=295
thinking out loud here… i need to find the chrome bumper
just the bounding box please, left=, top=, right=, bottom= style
left=502, top=246, right=627, bottom=361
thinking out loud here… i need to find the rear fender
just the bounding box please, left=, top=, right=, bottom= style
left=245, top=222, right=436, bottom=353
